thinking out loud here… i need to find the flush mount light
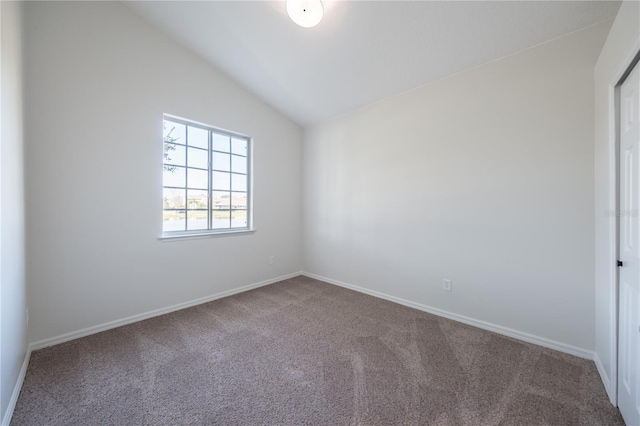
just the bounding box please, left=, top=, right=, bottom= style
left=286, top=0, right=323, bottom=28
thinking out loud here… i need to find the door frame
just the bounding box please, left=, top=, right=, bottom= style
left=608, top=35, right=640, bottom=406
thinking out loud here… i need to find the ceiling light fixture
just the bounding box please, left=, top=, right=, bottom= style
left=286, top=0, right=323, bottom=28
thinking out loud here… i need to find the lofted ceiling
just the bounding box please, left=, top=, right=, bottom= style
left=125, top=1, right=621, bottom=127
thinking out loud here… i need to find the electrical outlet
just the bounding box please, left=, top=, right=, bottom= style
left=269, top=256, right=275, bottom=265
left=442, top=279, right=452, bottom=292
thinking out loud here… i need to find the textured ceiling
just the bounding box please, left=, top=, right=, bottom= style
left=125, top=1, right=620, bottom=127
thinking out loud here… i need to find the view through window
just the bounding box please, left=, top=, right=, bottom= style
left=163, top=116, right=251, bottom=234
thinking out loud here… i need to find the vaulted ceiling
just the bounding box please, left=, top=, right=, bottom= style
left=125, top=1, right=620, bottom=127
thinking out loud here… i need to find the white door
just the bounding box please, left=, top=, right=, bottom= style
left=619, top=59, right=640, bottom=426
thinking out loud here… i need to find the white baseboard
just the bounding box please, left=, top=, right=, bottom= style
left=30, top=272, right=303, bottom=351
left=302, top=271, right=595, bottom=360
left=594, top=352, right=615, bottom=405
left=1, top=350, right=31, bottom=426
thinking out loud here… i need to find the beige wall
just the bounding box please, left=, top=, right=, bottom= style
left=24, top=1, right=303, bottom=343
left=1, top=1, right=28, bottom=423
left=304, top=23, right=610, bottom=355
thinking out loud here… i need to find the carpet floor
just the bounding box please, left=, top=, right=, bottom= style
left=11, top=276, right=623, bottom=425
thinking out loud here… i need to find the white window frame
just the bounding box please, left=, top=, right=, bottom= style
left=160, top=114, right=254, bottom=240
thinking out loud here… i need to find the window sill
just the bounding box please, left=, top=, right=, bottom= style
left=158, top=228, right=256, bottom=242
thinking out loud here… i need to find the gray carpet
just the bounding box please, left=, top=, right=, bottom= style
left=11, top=276, right=623, bottom=425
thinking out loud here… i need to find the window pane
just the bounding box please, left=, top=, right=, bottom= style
left=164, top=166, right=186, bottom=188
left=187, top=210, right=208, bottom=230
left=188, top=126, right=208, bottom=149
left=187, top=189, right=208, bottom=210
left=212, top=171, right=231, bottom=191
left=212, top=191, right=231, bottom=210
left=187, top=168, right=208, bottom=189
left=188, top=147, right=208, bottom=169
left=162, top=116, right=251, bottom=235
left=212, top=209, right=231, bottom=229
left=231, top=138, right=247, bottom=156
left=231, top=210, right=247, bottom=228
left=231, top=173, right=247, bottom=191
left=164, top=143, right=185, bottom=166
left=213, top=133, right=230, bottom=152
left=231, top=155, right=246, bottom=174
left=230, top=192, right=247, bottom=210
left=164, top=120, right=185, bottom=145
left=213, top=152, right=230, bottom=171
left=163, top=210, right=185, bottom=232
left=163, top=188, right=185, bottom=209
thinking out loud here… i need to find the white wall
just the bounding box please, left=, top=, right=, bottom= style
left=594, top=0, right=640, bottom=403
left=24, top=1, right=303, bottom=343
left=304, top=23, right=610, bottom=353
left=1, top=1, right=28, bottom=423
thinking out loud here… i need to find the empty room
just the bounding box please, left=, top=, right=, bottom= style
left=1, top=0, right=640, bottom=424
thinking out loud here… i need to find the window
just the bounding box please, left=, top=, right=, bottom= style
left=162, top=116, right=251, bottom=236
